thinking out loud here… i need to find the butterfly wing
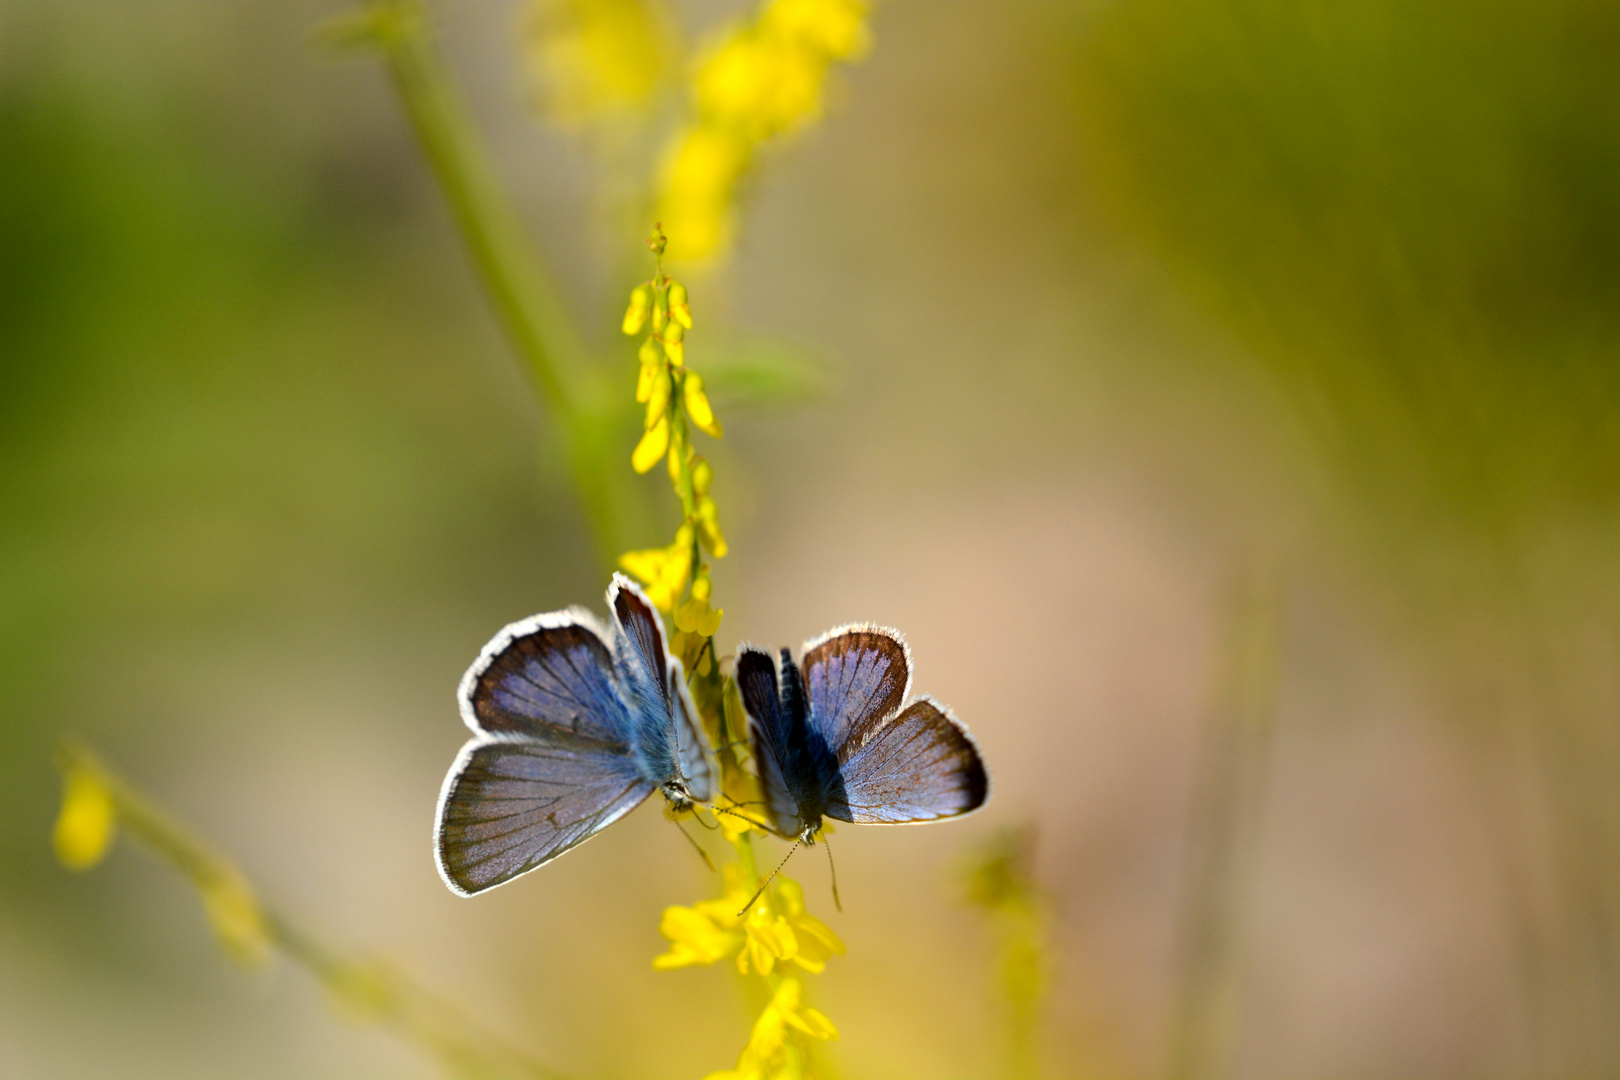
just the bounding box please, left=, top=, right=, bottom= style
left=670, top=665, right=714, bottom=801
left=436, top=739, right=654, bottom=895
left=436, top=610, right=651, bottom=895
left=735, top=646, right=806, bottom=835
left=826, top=696, right=989, bottom=824
left=607, top=573, right=713, bottom=797
left=799, top=625, right=911, bottom=751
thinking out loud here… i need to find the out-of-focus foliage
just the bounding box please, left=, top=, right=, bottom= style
left=1074, top=0, right=1620, bottom=524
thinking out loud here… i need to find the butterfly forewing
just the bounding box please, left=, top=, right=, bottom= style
left=609, top=574, right=672, bottom=721
left=827, top=696, right=988, bottom=824
left=800, top=626, right=911, bottom=751
left=460, top=612, right=633, bottom=743
left=436, top=739, right=653, bottom=895
left=736, top=647, right=807, bottom=835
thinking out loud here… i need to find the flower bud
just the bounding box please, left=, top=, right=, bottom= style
left=662, top=321, right=685, bottom=366
left=632, top=416, right=670, bottom=473
left=684, top=371, right=723, bottom=437
left=645, top=369, right=672, bottom=428
left=668, top=281, right=693, bottom=329
left=692, top=456, right=713, bottom=496
left=622, top=285, right=651, bottom=335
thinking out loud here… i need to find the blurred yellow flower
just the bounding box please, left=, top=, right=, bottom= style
left=199, top=868, right=274, bottom=968
left=53, top=766, right=117, bottom=871
left=632, top=414, right=671, bottom=472
left=619, top=522, right=695, bottom=609
left=774, top=877, right=845, bottom=973
left=521, top=0, right=676, bottom=125
left=657, top=0, right=872, bottom=261
left=703, top=977, right=838, bottom=1080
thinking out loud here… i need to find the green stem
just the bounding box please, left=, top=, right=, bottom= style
left=371, top=0, right=585, bottom=414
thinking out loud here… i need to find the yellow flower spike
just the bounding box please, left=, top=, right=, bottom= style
left=645, top=367, right=673, bottom=429
left=684, top=371, right=723, bottom=437
left=622, top=284, right=651, bottom=334
left=199, top=869, right=273, bottom=968
left=53, top=767, right=117, bottom=871
left=692, top=456, right=714, bottom=496
left=697, top=495, right=729, bottom=558
left=654, top=905, right=743, bottom=969
left=669, top=280, right=693, bottom=328
left=632, top=416, right=670, bottom=473
left=661, top=321, right=685, bottom=366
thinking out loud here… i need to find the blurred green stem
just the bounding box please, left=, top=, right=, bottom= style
left=56, top=742, right=567, bottom=1080
left=1169, top=567, right=1285, bottom=1080
left=339, top=0, right=630, bottom=566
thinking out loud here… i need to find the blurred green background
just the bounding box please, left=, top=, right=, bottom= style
left=3, top=0, right=1619, bottom=1077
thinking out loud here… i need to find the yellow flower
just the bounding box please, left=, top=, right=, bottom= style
left=653, top=864, right=754, bottom=968
left=774, top=877, right=846, bottom=972
left=708, top=977, right=838, bottom=1080
left=53, top=766, right=117, bottom=871
left=198, top=868, right=273, bottom=968
left=632, top=415, right=671, bottom=472
left=668, top=280, right=693, bottom=328
left=654, top=905, right=743, bottom=969
left=618, top=523, right=694, bottom=609
left=622, top=283, right=652, bottom=334
left=521, top=0, right=675, bottom=125
left=674, top=595, right=724, bottom=637
left=684, top=371, right=724, bottom=437
left=739, top=903, right=798, bottom=975
left=696, top=494, right=728, bottom=557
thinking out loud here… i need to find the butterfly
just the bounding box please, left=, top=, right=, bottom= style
left=734, top=625, right=990, bottom=854
left=434, top=573, right=714, bottom=896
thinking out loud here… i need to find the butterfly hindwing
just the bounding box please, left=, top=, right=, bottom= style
left=671, top=665, right=714, bottom=802
left=438, top=606, right=652, bottom=895
left=436, top=738, right=654, bottom=895
left=827, top=696, right=989, bottom=824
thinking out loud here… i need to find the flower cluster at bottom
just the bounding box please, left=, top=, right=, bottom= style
left=656, top=865, right=845, bottom=1079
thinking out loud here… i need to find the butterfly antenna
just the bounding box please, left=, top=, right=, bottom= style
left=823, top=834, right=843, bottom=913
left=673, top=815, right=716, bottom=872
left=712, top=803, right=773, bottom=834
left=738, top=840, right=800, bottom=917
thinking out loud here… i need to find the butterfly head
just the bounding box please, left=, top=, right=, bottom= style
left=661, top=779, right=698, bottom=813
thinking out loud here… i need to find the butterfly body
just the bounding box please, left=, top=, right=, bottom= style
left=434, top=574, right=712, bottom=896
left=736, top=626, right=989, bottom=845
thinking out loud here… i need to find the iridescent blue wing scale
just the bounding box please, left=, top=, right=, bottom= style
left=826, top=696, right=989, bottom=824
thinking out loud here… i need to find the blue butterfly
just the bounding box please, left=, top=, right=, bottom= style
left=735, top=625, right=990, bottom=851
left=435, top=573, right=713, bottom=896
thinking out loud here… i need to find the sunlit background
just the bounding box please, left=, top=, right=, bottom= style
left=4, top=0, right=1620, bottom=1077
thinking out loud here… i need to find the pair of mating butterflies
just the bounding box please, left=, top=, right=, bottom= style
left=434, top=573, right=990, bottom=896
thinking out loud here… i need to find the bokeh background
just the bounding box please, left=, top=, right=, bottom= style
left=4, top=0, right=1620, bottom=1077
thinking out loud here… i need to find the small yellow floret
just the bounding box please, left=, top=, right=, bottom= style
left=53, top=768, right=117, bottom=871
